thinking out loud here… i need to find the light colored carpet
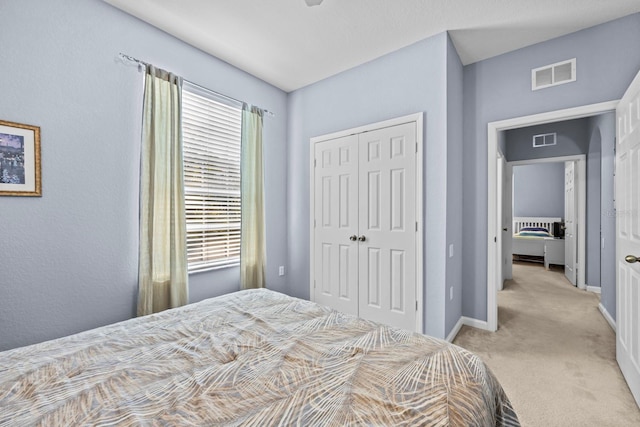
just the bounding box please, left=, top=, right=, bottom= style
left=453, top=262, right=640, bottom=427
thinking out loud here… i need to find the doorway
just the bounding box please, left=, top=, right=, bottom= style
left=505, top=156, right=586, bottom=287
left=486, top=101, right=618, bottom=332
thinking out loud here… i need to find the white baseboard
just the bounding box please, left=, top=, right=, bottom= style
left=446, top=317, right=464, bottom=342
left=462, top=316, right=490, bottom=331
left=448, top=304, right=615, bottom=341
left=598, top=303, right=616, bottom=332
left=587, top=286, right=602, bottom=294
left=446, top=316, right=491, bottom=342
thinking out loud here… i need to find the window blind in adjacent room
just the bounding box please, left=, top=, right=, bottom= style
left=182, top=82, right=243, bottom=273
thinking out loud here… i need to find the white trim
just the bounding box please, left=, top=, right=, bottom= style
left=577, top=159, right=586, bottom=290
left=309, top=128, right=315, bottom=303
left=496, top=153, right=505, bottom=292
left=446, top=317, right=464, bottom=343
left=487, top=100, right=618, bottom=332
left=309, top=113, right=424, bottom=334
left=462, top=316, right=490, bottom=331
left=509, top=154, right=585, bottom=166
left=587, top=286, right=602, bottom=294
left=309, top=113, right=423, bottom=144
left=415, top=114, right=424, bottom=334
left=445, top=316, right=491, bottom=342
left=599, top=303, right=616, bottom=332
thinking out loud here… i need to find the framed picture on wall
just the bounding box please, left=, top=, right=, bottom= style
left=0, top=120, right=41, bottom=196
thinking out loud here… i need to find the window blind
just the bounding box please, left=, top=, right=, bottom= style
left=182, top=83, right=243, bottom=272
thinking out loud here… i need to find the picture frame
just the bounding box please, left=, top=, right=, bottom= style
left=0, top=120, right=41, bottom=196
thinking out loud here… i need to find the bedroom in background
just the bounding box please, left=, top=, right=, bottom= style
left=511, top=161, right=566, bottom=268
left=487, top=98, right=618, bottom=333
left=498, top=114, right=613, bottom=294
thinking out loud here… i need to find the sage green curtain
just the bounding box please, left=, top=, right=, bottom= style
left=137, top=65, right=188, bottom=316
left=240, top=105, right=266, bottom=289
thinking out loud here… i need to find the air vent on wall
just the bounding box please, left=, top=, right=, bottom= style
left=532, top=58, right=576, bottom=91
left=533, top=132, right=556, bottom=147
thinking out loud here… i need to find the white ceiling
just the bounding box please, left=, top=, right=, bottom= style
left=104, top=0, right=640, bottom=93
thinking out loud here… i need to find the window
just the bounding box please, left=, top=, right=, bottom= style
left=182, top=82, right=243, bottom=272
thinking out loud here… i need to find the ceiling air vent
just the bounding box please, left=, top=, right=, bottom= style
left=533, top=132, right=556, bottom=147
left=532, top=58, right=576, bottom=91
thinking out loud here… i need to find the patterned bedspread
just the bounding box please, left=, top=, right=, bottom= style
left=0, top=289, right=519, bottom=426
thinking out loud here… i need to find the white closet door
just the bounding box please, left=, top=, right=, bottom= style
left=357, top=123, right=417, bottom=331
left=564, top=161, right=577, bottom=286
left=616, top=68, right=640, bottom=408
left=312, top=135, right=359, bottom=315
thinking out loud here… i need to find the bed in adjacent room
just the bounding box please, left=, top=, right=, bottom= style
left=0, top=288, right=519, bottom=426
left=512, top=216, right=561, bottom=261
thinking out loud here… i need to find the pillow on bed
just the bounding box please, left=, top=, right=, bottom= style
left=516, top=227, right=551, bottom=237
left=520, top=227, right=549, bottom=233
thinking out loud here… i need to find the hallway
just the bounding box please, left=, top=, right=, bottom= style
left=454, top=262, right=640, bottom=426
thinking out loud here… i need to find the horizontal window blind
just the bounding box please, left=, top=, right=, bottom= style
left=182, top=83, right=243, bottom=272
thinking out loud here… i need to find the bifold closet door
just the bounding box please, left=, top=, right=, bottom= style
left=312, top=134, right=359, bottom=315
left=357, top=123, right=417, bottom=331
left=312, top=122, right=418, bottom=331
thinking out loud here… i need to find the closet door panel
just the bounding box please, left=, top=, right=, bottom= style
left=313, top=135, right=359, bottom=315
left=358, top=123, right=417, bottom=331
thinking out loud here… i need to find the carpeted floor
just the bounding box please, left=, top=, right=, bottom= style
left=453, top=262, right=640, bottom=426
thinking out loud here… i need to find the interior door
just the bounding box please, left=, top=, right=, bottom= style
left=312, top=135, right=359, bottom=315
left=616, top=69, right=640, bottom=407
left=564, top=161, right=577, bottom=286
left=357, top=123, right=417, bottom=331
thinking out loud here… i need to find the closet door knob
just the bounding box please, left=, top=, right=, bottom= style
left=625, top=255, right=639, bottom=264
left=349, top=235, right=357, bottom=241
left=358, top=235, right=366, bottom=242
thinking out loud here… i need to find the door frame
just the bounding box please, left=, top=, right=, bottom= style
left=502, top=158, right=513, bottom=286
left=486, top=101, right=618, bottom=332
left=496, top=152, right=505, bottom=291
left=508, top=155, right=587, bottom=286
left=309, top=112, right=424, bottom=333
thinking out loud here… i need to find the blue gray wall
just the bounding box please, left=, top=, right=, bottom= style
left=505, top=118, right=590, bottom=162
left=0, top=0, right=288, bottom=351
left=2, top=2, right=635, bottom=350
left=445, top=34, right=464, bottom=336
left=462, top=13, right=640, bottom=322
left=287, top=32, right=456, bottom=338
left=586, top=118, right=602, bottom=289
left=590, top=112, right=616, bottom=318
left=506, top=115, right=607, bottom=288
left=512, top=163, right=565, bottom=218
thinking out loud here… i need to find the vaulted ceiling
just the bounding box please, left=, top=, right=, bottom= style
left=104, top=0, right=640, bottom=92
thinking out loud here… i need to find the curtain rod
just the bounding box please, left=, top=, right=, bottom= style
left=117, top=53, right=275, bottom=118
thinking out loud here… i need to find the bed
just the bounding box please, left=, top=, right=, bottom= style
left=512, top=216, right=561, bottom=261
left=0, top=288, right=519, bottom=426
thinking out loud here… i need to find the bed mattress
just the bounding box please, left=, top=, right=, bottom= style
left=0, top=289, right=519, bottom=426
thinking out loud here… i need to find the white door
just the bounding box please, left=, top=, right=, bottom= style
left=616, top=69, right=640, bottom=407
left=357, top=123, right=417, bottom=331
left=313, top=135, right=359, bottom=316
left=564, top=161, right=577, bottom=286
